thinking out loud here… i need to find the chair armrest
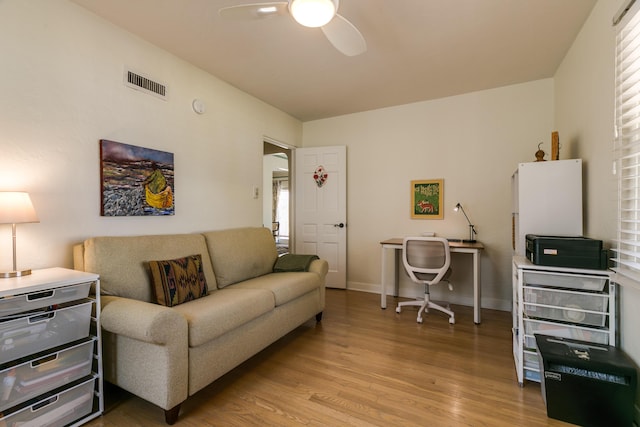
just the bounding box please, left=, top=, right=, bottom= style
left=101, top=295, right=187, bottom=345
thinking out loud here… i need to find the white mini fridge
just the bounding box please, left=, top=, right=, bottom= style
left=511, top=159, right=583, bottom=256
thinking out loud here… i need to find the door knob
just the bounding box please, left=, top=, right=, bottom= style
left=334, top=223, right=345, bottom=228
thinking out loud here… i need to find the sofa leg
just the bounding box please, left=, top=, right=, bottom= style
left=316, top=311, right=323, bottom=322
left=164, top=404, right=181, bottom=425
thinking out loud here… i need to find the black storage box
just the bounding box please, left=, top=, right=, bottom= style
left=536, top=334, right=638, bottom=427
left=526, top=235, right=607, bottom=270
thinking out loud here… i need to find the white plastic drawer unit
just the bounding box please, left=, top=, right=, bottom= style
left=0, top=338, right=94, bottom=412
left=0, top=376, right=95, bottom=427
left=523, top=286, right=609, bottom=327
left=0, top=301, right=92, bottom=365
left=523, top=318, right=610, bottom=349
left=523, top=350, right=539, bottom=370
left=0, top=282, right=91, bottom=318
left=523, top=270, right=607, bottom=292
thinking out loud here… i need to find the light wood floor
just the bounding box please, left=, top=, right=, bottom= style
left=86, top=290, right=573, bottom=426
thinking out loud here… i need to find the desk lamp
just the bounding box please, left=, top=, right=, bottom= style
left=454, top=203, right=477, bottom=243
left=0, top=192, right=39, bottom=278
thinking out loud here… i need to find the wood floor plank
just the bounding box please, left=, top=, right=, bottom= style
left=85, top=290, right=573, bottom=426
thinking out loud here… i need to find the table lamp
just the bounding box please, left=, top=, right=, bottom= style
left=0, top=192, right=39, bottom=278
left=454, top=202, right=477, bottom=243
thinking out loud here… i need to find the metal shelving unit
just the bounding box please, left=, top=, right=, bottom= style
left=0, top=268, right=102, bottom=426
left=512, top=256, right=616, bottom=386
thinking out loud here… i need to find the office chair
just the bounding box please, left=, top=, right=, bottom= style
left=395, top=237, right=455, bottom=324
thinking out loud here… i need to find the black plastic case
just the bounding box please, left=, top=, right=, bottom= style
left=525, top=234, right=607, bottom=269
left=536, top=334, right=637, bottom=427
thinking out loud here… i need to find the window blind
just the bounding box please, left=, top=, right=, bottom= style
left=614, top=1, right=640, bottom=286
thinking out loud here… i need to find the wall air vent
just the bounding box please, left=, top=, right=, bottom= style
left=124, top=69, right=168, bottom=100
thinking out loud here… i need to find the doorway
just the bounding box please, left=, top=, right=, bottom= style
left=263, top=141, right=292, bottom=255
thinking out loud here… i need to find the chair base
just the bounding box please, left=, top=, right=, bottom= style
left=396, top=298, right=455, bottom=324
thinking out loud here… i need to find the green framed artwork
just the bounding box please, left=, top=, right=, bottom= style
left=411, top=179, right=443, bottom=219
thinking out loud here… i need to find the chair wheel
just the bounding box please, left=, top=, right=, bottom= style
left=395, top=307, right=401, bottom=314
left=449, top=317, right=455, bottom=325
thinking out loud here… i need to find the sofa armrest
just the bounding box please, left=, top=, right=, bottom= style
left=72, top=243, right=84, bottom=271
left=101, top=295, right=187, bottom=345
left=308, top=259, right=328, bottom=312
left=308, top=259, right=329, bottom=281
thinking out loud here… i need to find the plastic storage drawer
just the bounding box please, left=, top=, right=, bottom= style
left=523, top=351, right=539, bottom=370
left=523, top=286, right=608, bottom=327
left=524, top=369, right=541, bottom=382
left=0, top=282, right=91, bottom=318
left=0, top=376, right=95, bottom=427
left=524, top=319, right=610, bottom=349
left=0, top=338, right=94, bottom=412
left=0, top=301, right=92, bottom=364
left=523, top=271, right=607, bottom=291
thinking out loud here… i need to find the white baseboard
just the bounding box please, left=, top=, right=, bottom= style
left=347, top=281, right=380, bottom=294
left=346, top=281, right=511, bottom=312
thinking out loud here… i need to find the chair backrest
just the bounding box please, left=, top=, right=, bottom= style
left=402, top=237, right=451, bottom=285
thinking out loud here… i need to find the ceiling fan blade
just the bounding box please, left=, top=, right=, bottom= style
left=321, top=14, right=366, bottom=56
left=218, top=2, right=289, bottom=20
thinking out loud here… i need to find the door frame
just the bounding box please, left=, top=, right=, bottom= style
left=263, top=137, right=296, bottom=248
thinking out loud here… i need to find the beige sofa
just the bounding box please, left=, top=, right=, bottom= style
left=73, top=227, right=327, bottom=424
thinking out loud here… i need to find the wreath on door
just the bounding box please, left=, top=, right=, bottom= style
left=313, top=166, right=328, bottom=188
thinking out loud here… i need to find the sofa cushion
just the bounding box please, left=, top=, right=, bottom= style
left=82, top=234, right=217, bottom=302
left=203, top=227, right=278, bottom=288
left=172, top=287, right=275, bottom=347
left=231, top=272, right=320, bottom=306
left=149, top=254, right=209, bottom=307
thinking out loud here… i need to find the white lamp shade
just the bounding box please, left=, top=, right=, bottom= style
left=290, top=0, right=336, bottom=28
left=0, top=192, right=39, bottom=224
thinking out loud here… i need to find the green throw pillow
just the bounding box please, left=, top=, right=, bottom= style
left=148, top=254, right=208, bottom=307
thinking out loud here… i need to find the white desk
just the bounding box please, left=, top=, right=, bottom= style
left=380, top=238, right=484, bottom=324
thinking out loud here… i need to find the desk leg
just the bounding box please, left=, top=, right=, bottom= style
left=394, top=248, right=400, bottom=297
left=381, top=246, right=387, bottom=309
left=473, top=250, right=481, bottom=324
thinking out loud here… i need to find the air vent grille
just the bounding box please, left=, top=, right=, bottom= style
left=124, top=69, right=168, bottom=100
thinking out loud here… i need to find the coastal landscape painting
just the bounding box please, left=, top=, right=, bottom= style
left=100, top=140, right=175, bottom=216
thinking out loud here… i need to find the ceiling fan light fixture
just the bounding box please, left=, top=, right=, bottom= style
left=258, top=6, right=279, bottom=14
left=290, top=0, right=336, bottom=28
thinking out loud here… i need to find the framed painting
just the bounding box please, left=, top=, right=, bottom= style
left=100, top=139, right=175, bottom=216
left=411, top=179, right=443, bottom=219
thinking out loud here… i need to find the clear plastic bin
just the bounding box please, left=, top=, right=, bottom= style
left=0, top=282, right=91, bottom=318
left=523, top=271, right=607, bottom=291
left=524, top=369, right=541, bottom=382
left=0, top=376, right=95, bottom=427
left=524, top=319, right=610, bottom=349
left=0, top=301, right=92, bottom=364
left=524, top=286, right=608, bottom=327
left=523, top=351, right=539, bottom=370
left=0, top=338, right=94, bottom=412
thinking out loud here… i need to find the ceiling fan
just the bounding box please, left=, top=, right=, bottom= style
left=218, top=0, right=367, bottom=56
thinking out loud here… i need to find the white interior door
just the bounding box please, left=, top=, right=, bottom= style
left=295, top=146, right=347, bottom=288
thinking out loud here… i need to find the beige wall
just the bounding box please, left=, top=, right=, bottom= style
left=0, top=0, right=301, bottom=271
left=555, top=0, right=640, bottom=366
left=302, top=80, right=554, bottom=310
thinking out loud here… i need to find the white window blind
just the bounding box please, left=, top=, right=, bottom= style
left=614, top=1, right=640, bottom=286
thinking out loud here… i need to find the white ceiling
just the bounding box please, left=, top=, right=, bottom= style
left=71, top=0, right=597, bottom=122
